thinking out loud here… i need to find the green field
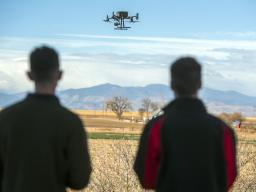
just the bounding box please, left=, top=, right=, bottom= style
left=88, top=132, right=140, bottom=140
left=80, top=117, right=143, bottom=129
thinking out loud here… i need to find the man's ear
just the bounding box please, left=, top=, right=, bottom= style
left=57, top=70, right=63, bottom=81
left=27, top=71, right=34, bottom=81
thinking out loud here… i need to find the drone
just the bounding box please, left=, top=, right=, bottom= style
left=104, top=11, right=139, bottom=30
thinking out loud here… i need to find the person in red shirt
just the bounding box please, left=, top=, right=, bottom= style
left=134, top=57, right=237, bottom=192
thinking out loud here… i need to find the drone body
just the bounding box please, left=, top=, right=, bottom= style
left=104, top=11, right=139, bottom=30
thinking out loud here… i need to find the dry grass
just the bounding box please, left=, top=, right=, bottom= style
left=232, top=131, right=256, bottom=192
left=74, top=110, right=145, bottom=134
left=68, top=113, right=256, bottom=191
left=245, top=117, right=256, bottom=122
left=67, top=130, right=256, bottom=192
left=82, top=117, right=143, bottom=130
left=73, top=110, right=145, bottom=120
left=69, top=140, right=144, bottom=192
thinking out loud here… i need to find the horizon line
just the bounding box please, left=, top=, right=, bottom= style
left=1, top=82, right=255, bottom=97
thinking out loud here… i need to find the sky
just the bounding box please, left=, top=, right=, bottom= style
left=0, top=0, right=256, bottom=96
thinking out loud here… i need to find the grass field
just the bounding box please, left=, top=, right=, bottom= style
left=76, top=110, right=144, bottom=135
left=88, top=132, right=140, bottom=140
left=73, top=110, right=145, bottom=121
left=82, top=117, right=143, bottom=131
left=68, top=111, right=256, bottom=191
left=68, top=131, right=256, bottom=192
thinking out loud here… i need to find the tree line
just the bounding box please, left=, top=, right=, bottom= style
left=106, top=96, right=246, bottom=126
left=106, top=96, right=162, bottom=120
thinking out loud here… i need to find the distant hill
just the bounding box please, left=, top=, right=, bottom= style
left=58, top=83, right=172, bottom=109
left=1, top=83, right=256, bottom=116
left=0, top=93, right=21, bottom=107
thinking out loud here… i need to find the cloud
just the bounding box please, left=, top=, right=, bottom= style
left=192, top=31, right=256, bottom=40
left=226, top=31, right=256, bottom=38
left=0, top=35, right=256, bottom=96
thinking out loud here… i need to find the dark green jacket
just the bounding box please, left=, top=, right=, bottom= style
left=0, top=94, right=91, bottom=192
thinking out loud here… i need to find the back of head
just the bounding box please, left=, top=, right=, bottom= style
left=171, top=57, right=201, bottom=96
left=29, top=46, right=59, bottom=83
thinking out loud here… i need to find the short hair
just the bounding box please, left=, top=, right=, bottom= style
left=171, top=57, right=201, bottom=95
left=29, top=46, right=59, bottom=82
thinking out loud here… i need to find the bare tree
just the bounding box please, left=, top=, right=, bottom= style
left=150, top=101, right=161, bottom=112
left=106, top=96, right=132, bottom=120
left=142, top=98, right=152, bottom=118
left=141, top=98, right=163, bottom=119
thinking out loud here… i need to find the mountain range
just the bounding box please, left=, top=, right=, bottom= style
left=0, top=83, right=256, bottom=116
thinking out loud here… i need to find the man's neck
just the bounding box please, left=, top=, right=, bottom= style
left=34, top=83, right=56, bottom=95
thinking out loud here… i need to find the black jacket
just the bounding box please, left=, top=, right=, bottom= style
left=134, top=98, right=237, bottom=192
left=0, top=94, right=91, bottom=192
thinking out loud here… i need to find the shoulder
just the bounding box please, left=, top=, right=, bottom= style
left=50, top=106, right=85, bottom=138
left=56, top=106, right=85, bottom=135
left=144, top=111, right=165, bottom=133
left=148, top=110, right=165, bottom=124
left=0, top=101, right=27, bottom=135
left=206, top=114, right=235, bottom=136
left=0, top=100, right=27, bottom=120
left=58, top=106, right=83, bottom=124
left=207, top=114, right=229, bottom=128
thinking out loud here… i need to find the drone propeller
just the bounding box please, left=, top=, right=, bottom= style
left=129, top=16, right=139, bottom=23
left=103, top=15, right=110, bottom=22
left=136, top=13, right=139, bottom=20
